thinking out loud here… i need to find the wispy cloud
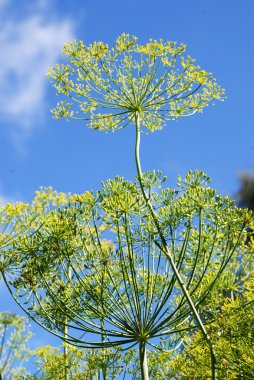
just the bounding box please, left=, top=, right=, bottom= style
left=0, top=1, right=75, bottom=147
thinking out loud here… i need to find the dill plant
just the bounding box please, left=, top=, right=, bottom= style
left=0, top=34, right=252, bottom=380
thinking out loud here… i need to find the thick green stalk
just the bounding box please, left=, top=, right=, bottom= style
left=134, top=113, right=217, bottom=380
left=139, top=341, right=149, bottom=380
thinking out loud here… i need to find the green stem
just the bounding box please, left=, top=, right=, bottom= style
left=139, top=341, right=149, bottom=380
left=64, top=325, right=68, bottom=380
left=63, top=264, right=72, bottom=380
left=134, top=112, right=217, bottom=380
left=0, top=325, right=7, bottom=360
left=101, top=317, right=107, bottom=380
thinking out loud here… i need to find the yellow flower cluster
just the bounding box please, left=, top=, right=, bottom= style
left=137, top=39, right=186, bottom=56
left=71, top=191, right=95, bottom=206
left=5, top=202, right=28, bottom=217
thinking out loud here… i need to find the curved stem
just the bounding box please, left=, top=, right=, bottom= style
left=134, top=112, right=217, bottom=380
left=139, top=341, right=149, bottom=380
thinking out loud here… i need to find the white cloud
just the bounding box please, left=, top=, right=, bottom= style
left=0, top=10, right=75, bottom=145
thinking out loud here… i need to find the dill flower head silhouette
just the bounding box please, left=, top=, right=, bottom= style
left=48, top=33, right=225, bottom=132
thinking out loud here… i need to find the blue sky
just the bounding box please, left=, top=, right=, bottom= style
left=0, top=0, right=253, bottom=363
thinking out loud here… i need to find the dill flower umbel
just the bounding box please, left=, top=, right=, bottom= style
left=48, top=33, right=225, bottom=132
